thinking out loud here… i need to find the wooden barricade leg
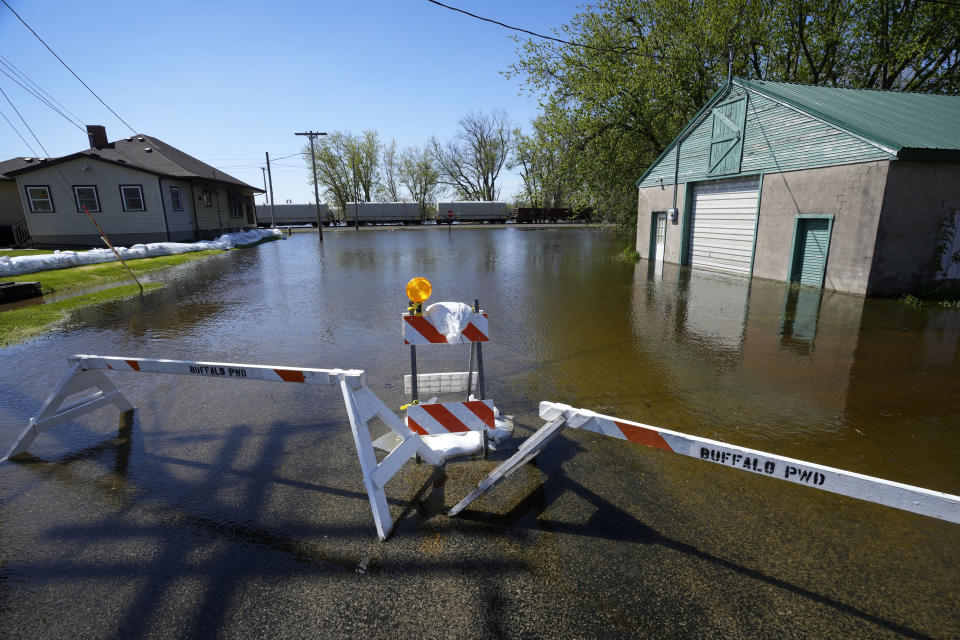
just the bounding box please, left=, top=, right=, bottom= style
left=2, top=362, right=135, bottom=462
left=339, top=379, right=444, bottom=540
left=448, top=414, right=580, bottom=516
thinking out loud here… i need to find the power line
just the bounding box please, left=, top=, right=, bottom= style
left=0, top=65, right=85, bottom=130
left=0, top=106, right=40, bottom=156
left=0, top=52, right=86, bottom=126
left=0, top=84, right=53, bottom=157
left=424, top=0, right=697, bottom=61
left=1, top=0, right=137, bottom=134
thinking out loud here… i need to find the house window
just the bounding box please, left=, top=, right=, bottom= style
left=26, top=185, right=55, bottom=213
left=227, top=191, right=243, bottom=218
left=200, top=189, right=212, bottom=206
left=170, top=186, right=184, bottom=212
left=73, top=185, right=100, bottom=212
left=120, top=185, right=145, bottom=211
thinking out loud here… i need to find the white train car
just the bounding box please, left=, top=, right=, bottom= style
left=436, top=201, right=508, bottom=224
left=256, top=203, right=330, bottom=226
left=344, top=202, right=422, bottom=225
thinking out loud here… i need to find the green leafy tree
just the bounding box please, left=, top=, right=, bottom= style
left=507, top=0, right=960, bottom=231
left=302, top=130, right=381, bottom=218
left=399, top=145, right=441, bottom=219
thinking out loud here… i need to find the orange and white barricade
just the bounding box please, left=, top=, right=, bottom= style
left=450, top=401, right=960, bottom=525
left=1, top=354, right=445, bottom=540
left=400, top=296, right=498, bottom=456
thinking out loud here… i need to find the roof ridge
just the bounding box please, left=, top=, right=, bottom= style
left=736, top=76, right=959, bottom=98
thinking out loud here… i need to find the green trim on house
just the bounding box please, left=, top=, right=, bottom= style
left=736, top=78, right=960, bottom=158
left=748, top=173, right=765, bottom=278
left=679, top=183, right=693, bottom=266
left=637, top=81, right=895, bottom=189
left=787, top=214, right=835, bottom=288
left=635, top=83, right=732, bottom=187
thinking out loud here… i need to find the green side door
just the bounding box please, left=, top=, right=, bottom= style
left=791, top=218, right=832, bottom=287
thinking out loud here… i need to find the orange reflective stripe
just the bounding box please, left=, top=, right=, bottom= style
left=405, top=316, right=447, bottom=343
left=422, top=403, right=471, bottom=432
left=460, top=323, right=488, bottom=342
left=463, top=400, right=495, bottom=427
left=407, top=417, right=429, bottom=435
left=274, top=368, right=305, bottom=383
left=614, top=420, right=672, bottom=452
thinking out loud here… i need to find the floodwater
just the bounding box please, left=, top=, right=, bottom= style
left=0, top=228, right=958, bottom=639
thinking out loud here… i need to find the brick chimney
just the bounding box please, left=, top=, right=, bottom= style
left=86, top=125, right=108, bottom=148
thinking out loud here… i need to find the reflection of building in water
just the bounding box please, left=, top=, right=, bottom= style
left=681, top=269, right=750, bottom=351
left=779, top=286, right=822, bottom=352
left=630, top=264, right=864, bottom=433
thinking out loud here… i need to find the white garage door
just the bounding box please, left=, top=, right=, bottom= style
left=689, top=177, right=760, bottom=275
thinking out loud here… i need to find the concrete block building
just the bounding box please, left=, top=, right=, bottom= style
left=635, top=78, right=960, bottom=296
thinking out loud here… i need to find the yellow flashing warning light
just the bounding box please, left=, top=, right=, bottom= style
left=406, top=277, right=432, bottom=304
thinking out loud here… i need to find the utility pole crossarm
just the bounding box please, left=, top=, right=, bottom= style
left=295, top=131, right=328, bottom=239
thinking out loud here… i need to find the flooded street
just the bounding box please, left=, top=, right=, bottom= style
left=1, top=228, right=958, bottom=638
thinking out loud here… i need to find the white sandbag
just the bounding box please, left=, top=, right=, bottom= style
left=0, top=229, right=281, bottom=277
left=424, top=301, right=474, bottom=343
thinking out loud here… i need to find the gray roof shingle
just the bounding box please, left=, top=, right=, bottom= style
left=2, top=134, right=263, bottom=191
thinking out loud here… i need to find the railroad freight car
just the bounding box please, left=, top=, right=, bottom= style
left=256, top=203, right=331, bottom=226
left=436, top=201, right=508, bottom=224
left=344, top=202, right=422, bottom=225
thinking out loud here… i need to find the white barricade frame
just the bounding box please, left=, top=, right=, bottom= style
left=1, top=354, right=446, bottom=540
left=450, top=401, right=960, bottom=525
left=402, top=299, right=494, bottom=456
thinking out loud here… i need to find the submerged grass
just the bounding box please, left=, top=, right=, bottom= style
left=0, top=283, right=162, bottom=347
left=4, top=250, right=222, bottom=294
left=1, top=249, right=226, bottom=347
left=897, top=286, right=960, bottom=310
left=618, top=246, right=641, bottom=263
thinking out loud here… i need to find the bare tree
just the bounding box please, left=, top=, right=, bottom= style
left=430, top=110, right=513, bottom=201
left=399, top=145, right=441, bottom=219
left=377, top=139, right=401, bottom=201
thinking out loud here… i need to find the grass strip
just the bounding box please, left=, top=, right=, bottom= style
left=4, top=250, right=222, bottom=294
left=0, top=283, right=162, bottom=347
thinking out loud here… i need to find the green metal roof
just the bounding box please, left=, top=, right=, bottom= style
left=737, top=78, right=960, bottom=160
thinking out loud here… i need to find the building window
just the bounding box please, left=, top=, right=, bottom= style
left=73, top=185, right=100, bottom=212
left=200, top=189, right=212, bottom=206
left=25, top=185, right=55, bottom=213
left=228, top=191, right=243, bottom=218
left=170, top=186, right=184, bottom=212
left=120, top=185, right=145, bottom=211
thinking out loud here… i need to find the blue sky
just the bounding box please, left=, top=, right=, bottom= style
left=0, top=0, right=584, bottom=204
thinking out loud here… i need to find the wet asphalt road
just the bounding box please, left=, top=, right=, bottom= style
left=1, top=229, right=958, bottom=638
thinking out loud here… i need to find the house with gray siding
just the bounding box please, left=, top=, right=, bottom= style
left=1, top=126, right=263, bottom=248
left=635, top=78, right=960, bottom=296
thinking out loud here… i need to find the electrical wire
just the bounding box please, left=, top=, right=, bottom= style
left=0, top=53, right=86, bottom=126
left=424, top=0, right=699, bottom=61
left=0, top=84, right=53, bottom=157
left=1, top=0, right=137, bottom=134
left=0, top=106, right=40, bottom=156
left=0, top=66, right=85, bottom=130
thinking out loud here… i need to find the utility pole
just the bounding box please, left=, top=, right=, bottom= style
left=295, top=131, right=327, bottom=240
left=260, top=166, right=268, bottom=203
left=351, top=154, right=360, bottom=230
left=265, top=152, right=276, bottom=228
